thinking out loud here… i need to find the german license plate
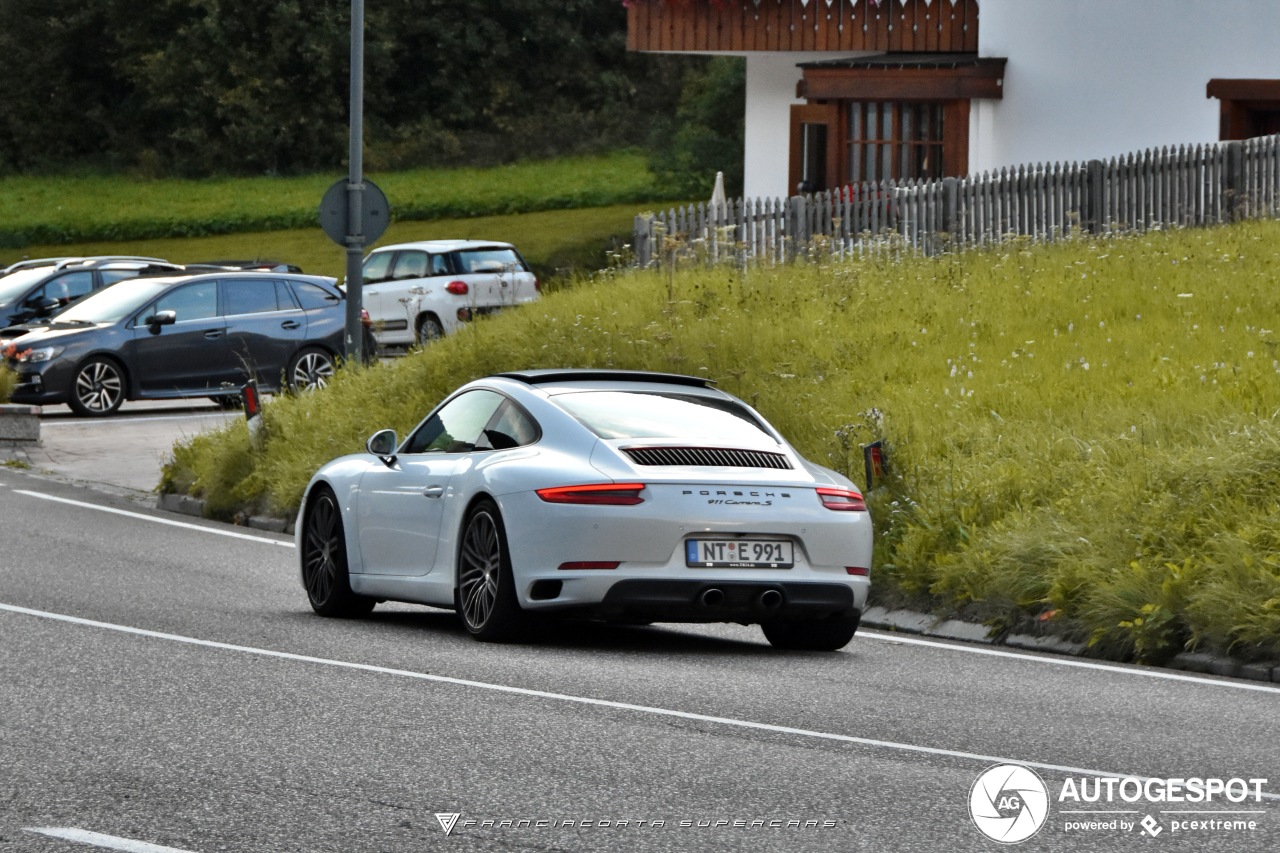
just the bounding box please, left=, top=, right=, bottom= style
left=686, top=539, right=793, bottom=568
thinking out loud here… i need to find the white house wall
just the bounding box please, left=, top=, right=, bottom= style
left=974, top=0, right=1280, bottom=174
left=744, top=52, right=869, bottom=200
left=734, top=0, right=1280, bottom=195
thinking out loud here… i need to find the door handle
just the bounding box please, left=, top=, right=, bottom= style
left=366, top=289, right=379, bottom=296
left=423, top=486, right=445, bottom=498
left=204, top=330, right=223, bottom=339
left=281, top=320, right=301, bottom=330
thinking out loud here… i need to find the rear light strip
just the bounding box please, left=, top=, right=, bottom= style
left=536, top=483, right=646, bottom=506
left=816, top=487, right=867, bottom=512
left=558, top=561, right=620, bottom=571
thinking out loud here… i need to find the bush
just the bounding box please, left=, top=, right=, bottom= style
left=0, top=363, right=14, bottom=403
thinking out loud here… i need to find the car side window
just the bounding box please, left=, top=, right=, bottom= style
left=290, top=281, right=340, bottom=310
left=147, top=281, right=218, bottom=322
left=99, top=270, right=139, bottom=287
left=222, top=278, right=284, bottom=316
left=361, top=252, right=393, bottom=284
left=475, top=400, right=541, bottom=451
left=392, top=251, right=429, bottom=280
left=33, top=271, right=94, bottom=306
left=402, top=390, right=505, bottom=454
left=430, top=254, right=451, bottom=276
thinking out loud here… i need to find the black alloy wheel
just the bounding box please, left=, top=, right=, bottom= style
left=456, top=500, right=526, bottom=642
left=301, top=487, right=375, bottom=617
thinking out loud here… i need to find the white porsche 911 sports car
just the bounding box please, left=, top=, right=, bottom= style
left=297, top=370, right=872, bottom=649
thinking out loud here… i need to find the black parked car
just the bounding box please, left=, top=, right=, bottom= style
left=2, top=271, right=348, bottom=416
left=0, top=257, right=182, bottom=328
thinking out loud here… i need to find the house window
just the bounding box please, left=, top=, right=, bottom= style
left=848, top=102, right=945, bottom=183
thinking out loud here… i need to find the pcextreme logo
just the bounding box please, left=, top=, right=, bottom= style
left=969, top=764, right=1051, bottom=844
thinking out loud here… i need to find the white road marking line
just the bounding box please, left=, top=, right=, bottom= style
left=3, top=602, right=1276, bottom=802
left=12, top=488, right=1277, bottom=693
left=25, top=827, right=196, bottom=853
left=13, top=490, right=293, bottom=548
left=859, top=629, right=1280, bottom=695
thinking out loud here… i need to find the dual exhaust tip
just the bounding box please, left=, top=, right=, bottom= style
left=698, top=587, right=783, bottom=611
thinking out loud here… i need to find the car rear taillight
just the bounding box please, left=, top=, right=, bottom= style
left=558, top=561, right=621, bottom=570
left=446, top=280, right=469, bottom=295
left=846, top=566, right=871, bottom=577
left=534, top=277, right=541, bottom=292
left=536, top=483, right=646, bottom=505
left=816, top=487, right=867, bottom=511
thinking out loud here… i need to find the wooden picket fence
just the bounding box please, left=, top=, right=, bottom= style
left=633, top=135, right=1280, bottom=266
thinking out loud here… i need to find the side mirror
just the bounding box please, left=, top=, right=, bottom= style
left=146, top=309, right=177, bottom=327
left=366, top=428, right=398, bottom=464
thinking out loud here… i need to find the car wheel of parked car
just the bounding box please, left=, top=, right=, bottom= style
left=456, top=500, right=526, bottom=642
left=301, top=487, right=375, bottom=617
left=415, top=314, right=444, bottom=345
left=760, top=612, right=860, bottom=651
left=69, top=357, right=126, bottom=416
left=288, top=347, right=335, bottom=391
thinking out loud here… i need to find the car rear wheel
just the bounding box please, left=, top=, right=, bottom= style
left=456, top=499, right=526, bottom=642
left=415, top=314, right=444, bottom=345
left=68, top=357, right=126, bottom=416
left=761, top=612, right=860, bottom=651
left=288, top=347, right=335, bottom=391
left=301, top=487, right=375, bottom=617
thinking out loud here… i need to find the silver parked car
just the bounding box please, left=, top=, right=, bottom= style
left=297, top=370, right=873, bottom=649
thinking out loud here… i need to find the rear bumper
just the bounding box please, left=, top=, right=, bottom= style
left=533, top=578, right=858, bottom=624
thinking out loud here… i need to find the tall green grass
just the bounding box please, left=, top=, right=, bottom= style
left=0, top=153, right=674, bottom=248
left=163, top=221, right=1280, bottom=663
left=0, top=363, right=14, bottom=403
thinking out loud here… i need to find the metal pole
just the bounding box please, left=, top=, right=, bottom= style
left=343, top=0, right=366, bottom=363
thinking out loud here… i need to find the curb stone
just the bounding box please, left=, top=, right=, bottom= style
left=863, top=606, right=1280, bottom=685
left=156, top=492, right=294, bottom=536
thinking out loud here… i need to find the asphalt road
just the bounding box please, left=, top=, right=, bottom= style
left=0, top=466, right=1276, bottom=853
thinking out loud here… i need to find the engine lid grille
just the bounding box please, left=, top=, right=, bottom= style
left=623, top=446, right=793, bottom=470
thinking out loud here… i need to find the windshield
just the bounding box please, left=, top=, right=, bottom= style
left=0, top=268, right=52, bottom=303
left=53, top=278, right=174, bottom=324
left=553, top=391, right=777, bottom=443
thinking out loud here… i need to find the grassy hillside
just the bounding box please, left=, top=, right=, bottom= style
left=0, top=153, right=672, bottom=249
left=162, top=220, right=1280, bottom=664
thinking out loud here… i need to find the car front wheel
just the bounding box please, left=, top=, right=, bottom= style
left=301, top=487, right=375, bottom=617
left=761, top=612, right=860, bottom=651
left=456, top=500, right=526, bottom=642
left=288, top=347, right=335, bottom=391
left=68, top=357, right=127, bottom=416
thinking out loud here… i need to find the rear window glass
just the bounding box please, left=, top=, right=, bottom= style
left=455, top=248, right=527, bottom=274
left=554, top=391, right=774, bottom=443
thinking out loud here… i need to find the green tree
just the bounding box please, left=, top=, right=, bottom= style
left=647, top=57, right=745, bottom=198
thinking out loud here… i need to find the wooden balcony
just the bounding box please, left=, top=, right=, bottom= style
left=626, top=0, right=979, bottom=54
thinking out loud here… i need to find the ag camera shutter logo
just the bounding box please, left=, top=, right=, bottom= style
left=969, top=764, right=1050, bottom=844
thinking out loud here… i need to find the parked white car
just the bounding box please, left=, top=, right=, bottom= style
left=356, top=240, right=540, bottom=346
